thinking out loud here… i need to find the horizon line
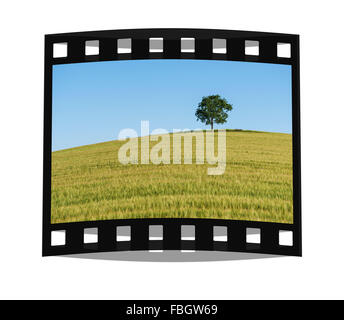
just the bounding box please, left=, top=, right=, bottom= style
left=52, top=128, right=292, bottom=152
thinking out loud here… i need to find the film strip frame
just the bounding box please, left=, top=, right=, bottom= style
left=43, top=28, right=301, bottom=257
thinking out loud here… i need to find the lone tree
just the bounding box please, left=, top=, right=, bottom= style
left=195, top=95, right=233, bottom=130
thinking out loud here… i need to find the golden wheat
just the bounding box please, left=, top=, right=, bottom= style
left=51, top=130, right=293, bottom=224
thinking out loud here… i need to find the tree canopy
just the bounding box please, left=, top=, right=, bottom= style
left=195, top=95, right=233, bottom=129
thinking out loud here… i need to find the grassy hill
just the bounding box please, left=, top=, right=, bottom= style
left=51, top=130, right=293, bottom=224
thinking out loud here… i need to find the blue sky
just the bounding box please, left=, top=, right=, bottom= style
left=52, top=59, right=292, bottom=151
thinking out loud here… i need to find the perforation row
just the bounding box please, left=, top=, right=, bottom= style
left=51, top=225, right=293, bottom=247
left=53, top=38, right=291, bottom=59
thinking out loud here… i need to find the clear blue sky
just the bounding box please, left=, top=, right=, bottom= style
left=52, top=59, right=292, bottom=151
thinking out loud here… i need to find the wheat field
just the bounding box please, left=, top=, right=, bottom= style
left=51, top=130, right=293, bottom=224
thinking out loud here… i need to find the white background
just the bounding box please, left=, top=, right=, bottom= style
left=0, top=0, right=343, bottom=300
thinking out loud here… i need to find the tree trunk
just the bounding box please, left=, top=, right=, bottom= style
left=211, top=119, right=213, bottom=130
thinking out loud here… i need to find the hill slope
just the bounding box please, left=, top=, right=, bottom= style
left=51, top=130, right=293, bottom=223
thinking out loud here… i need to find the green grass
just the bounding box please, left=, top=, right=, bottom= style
left=51, top=130, right=293, bottom=224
